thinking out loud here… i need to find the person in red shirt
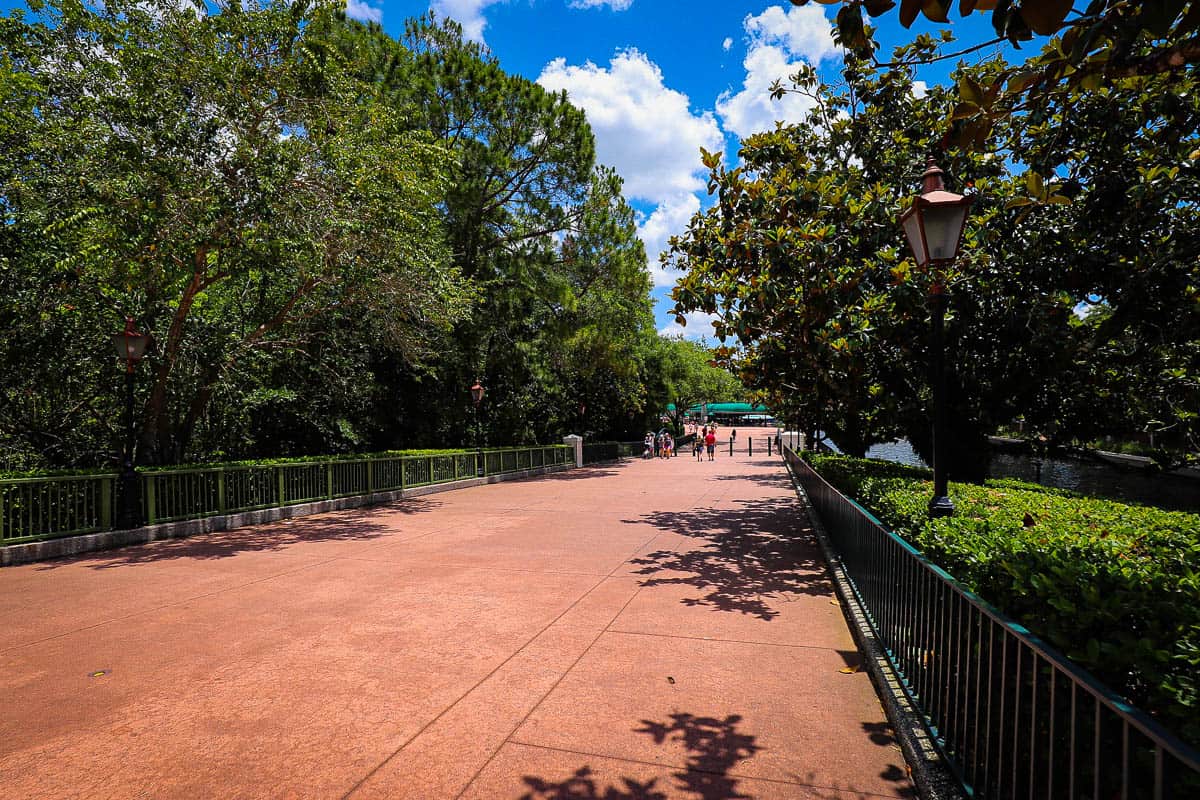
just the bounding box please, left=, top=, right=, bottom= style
left=704, top=428, right=717, bottom=461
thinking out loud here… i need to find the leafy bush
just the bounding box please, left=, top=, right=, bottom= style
left=0, top=446, right=563, bottom=479
left=805, top=453, right=1200, bottom=747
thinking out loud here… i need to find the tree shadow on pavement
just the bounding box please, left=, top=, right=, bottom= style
left=519, top=711, right=910, bottom=799
left=626, top=500, right=831, bottom=620
left=34, top=498, right=447, bottom=570
left=524, top=466, right=624, bottom=481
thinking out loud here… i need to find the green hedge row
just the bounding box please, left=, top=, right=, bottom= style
left=804, top=453, right=1200, bottom=747
left=0, top=447, right=551, bottom=479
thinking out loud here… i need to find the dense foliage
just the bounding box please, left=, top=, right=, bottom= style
left=806, top=453, right=1200, bottom=746
left=0, top=2, right=677, bottom=470
left=669, top=31, right=1199, bottom=474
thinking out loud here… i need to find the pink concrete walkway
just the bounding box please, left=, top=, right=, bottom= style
left=0, top=452, right=914, bottom=799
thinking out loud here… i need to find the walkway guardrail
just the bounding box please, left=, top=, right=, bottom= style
left=784, top=447, right=1200, bottom=799
left=582, top=441, right=642, bottom=463
left=1, top=446, right=572, bottom=545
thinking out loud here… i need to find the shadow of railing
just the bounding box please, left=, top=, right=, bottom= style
left=33, top=498, right=446, bottom=570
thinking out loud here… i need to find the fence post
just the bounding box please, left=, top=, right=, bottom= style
left=144, top=475, right=156, bottom=525
left=768, top=437, right=773, bottom=456
left=277, top=466, right=286, bottom=506
left=400, top=457, right=407, bottom=493
left=0, top=486, right=6, bottom=542
left=367, top=460, right=374, bottom=495
left=217, top=469, right=226, bottom=514
left=563, top=435, right=583, bottom=467
left=326, top=462, right=334, bottom=500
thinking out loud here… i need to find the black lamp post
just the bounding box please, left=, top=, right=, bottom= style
left=112, top=317, right=150, bottom=528
left=470, top=380, right=484, bottom=476
left=899, top=158, right=973, bottom=518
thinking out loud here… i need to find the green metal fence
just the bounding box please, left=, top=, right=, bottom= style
left=1, top=446, right=573, bottom=546
left=582, top=441, right=642, bottom=463
left=785, top=446, right=1200, bottom=799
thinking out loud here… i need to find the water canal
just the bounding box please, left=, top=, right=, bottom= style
left=861, top=439, right=1200, bottom=513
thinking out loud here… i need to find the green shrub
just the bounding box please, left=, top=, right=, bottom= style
left=805, top=453, right=1200, bottom=747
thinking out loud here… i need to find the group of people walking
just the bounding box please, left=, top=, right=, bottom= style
left=643, top=425, right=729, bottom=462
left=643, top=430, right=676, bottom=459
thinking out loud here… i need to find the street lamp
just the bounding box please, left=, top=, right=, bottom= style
left=111, top=317, right=150, bottom=528
left=470, top=380, right=484, bottom=476
left=899, top=157, right=973, bottom=518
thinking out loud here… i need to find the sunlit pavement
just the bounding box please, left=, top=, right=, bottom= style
left=0, top=447, right=914, bottom=799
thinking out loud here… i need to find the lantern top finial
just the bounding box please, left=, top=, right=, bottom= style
left=921, top=158, right=947, bottom=194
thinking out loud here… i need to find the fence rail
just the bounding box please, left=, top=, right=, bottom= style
left=784, top=447, right=1200, bottom=799
left=1, top=446, right=573, bottom=546
left=582, top=441, right=642, bottom=463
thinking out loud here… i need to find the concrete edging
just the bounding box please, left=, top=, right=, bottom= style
left=1, top=463, right=574, bottom=567
left=782, top=456, right=967, bottom=800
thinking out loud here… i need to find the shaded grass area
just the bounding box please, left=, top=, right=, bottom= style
left=806, top=453, right=1200, bottom=749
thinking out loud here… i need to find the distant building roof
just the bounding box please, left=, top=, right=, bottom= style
left=666, top=402, right=771, bottom=414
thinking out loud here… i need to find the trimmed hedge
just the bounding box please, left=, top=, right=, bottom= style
left=0, top=447, right=534, bottom=479
left=805, top=453, right=1200, bottom=747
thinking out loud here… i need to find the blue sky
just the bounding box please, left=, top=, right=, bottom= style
left=337, top=1, right=1005, bottom=339
left=5, top=0, right=1006, bottom=338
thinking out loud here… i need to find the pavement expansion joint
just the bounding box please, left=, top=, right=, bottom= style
left=452, top=586, right=651, bottom=799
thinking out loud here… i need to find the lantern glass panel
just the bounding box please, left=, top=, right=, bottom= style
left=901, top=209, right=927, bottom=267
left=922, top=203, right=968, bottom=263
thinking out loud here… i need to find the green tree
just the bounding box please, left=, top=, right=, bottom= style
left=647, top=337, right=746, bottom=436
left=0, top=0, right=469, bottom=465
left=806, top=0, right=1200, bottom=151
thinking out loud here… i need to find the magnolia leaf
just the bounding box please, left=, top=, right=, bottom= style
left=1044, top=193, right=1072, bottom=205
left=922, top=0, right=951, bottom=23
left=839, top=664, right=862, bottom=674
left=900, top=0, right=923, bottom=27
left=958, top=74, right=985, bottom=106
left=1020, top=0, right=1072, bottom=35
left=1025, top=170, right=1045, bottom=197
left=1007, top=69, right=1039, bottom=94
left=1005, top=196, right=1035, bottom=208
left=951, top=102, right=981, bottom=120
left=864, top=0, right=898, bottom=16
left=974, top=0, right=1000, bottom=8
left=960, top=0, right=979, bottom=14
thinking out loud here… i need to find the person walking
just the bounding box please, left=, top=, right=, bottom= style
left=704, top=427, right=717, bottom=461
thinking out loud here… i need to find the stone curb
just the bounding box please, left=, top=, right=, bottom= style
left=782, top=456, right=967, bottom=800
left=1, top=464, right=573, bottom=567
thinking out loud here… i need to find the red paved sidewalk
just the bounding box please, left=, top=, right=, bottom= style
left=0, top=451, right=914, bottom=799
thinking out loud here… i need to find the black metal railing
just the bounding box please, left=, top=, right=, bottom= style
left=582, top=441, right=642, bottom=463
left=785, top=447, right=1200, bottom=799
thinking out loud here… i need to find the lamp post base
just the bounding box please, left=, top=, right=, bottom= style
left=116, top=465, right=142, bottom=529
left=928, top=495, right=955, bottom=518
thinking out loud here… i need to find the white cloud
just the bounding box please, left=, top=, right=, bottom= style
left=638, top=193, right=700, bottom=288
left=431, top=0, right=505, bottom=42
left=722, top=36, right=733, bottom=51
left=912, top=80, right=928, bottom=99
left=716, top=4, right=837, bottom=139
left=538, top=49, right=723, bottom=206
left=345, top=0, right=382, bottom=23
left=568, top=0, right=633, bottom=9
left=659, top=310, right=720, bottom=340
